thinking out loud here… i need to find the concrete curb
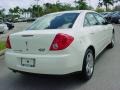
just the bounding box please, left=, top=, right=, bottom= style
left=0, top=49, right=6, bottom=56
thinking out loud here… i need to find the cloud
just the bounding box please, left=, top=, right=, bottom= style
left=0, top=0, right=33, bottom=9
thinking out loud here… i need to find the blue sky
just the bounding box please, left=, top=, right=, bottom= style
left=0, top=0, right=99, bottom=10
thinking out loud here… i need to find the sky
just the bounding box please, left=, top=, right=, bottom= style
left=0, top=0, right=99, bottom=10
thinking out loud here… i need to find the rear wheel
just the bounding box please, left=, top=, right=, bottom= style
left=81, top=49, right=94, bottom=81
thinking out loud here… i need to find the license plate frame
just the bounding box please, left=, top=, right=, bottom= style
left=21, top=58, right=35, bottom=67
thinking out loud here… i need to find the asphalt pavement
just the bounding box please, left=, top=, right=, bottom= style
left=0, top=22, right=31, bottom=41
left=0, top=24, right=120, bottom=90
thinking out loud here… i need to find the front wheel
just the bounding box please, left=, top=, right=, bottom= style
left=81, top=49, right=94, bottom=81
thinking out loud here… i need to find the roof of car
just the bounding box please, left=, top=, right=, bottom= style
left=47, top=10, right=95, bottom=15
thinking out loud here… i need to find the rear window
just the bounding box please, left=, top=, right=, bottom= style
left=27, top=13, right=80, bottom=30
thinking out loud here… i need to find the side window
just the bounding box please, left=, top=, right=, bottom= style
left=86, top=13, right=99, bottom=26
left=83, top=18, right=90, bottom=27
left=94, top=13, right=105, bottom=25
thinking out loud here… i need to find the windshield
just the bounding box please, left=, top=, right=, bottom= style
left=27, top=13, right=80, bottom=30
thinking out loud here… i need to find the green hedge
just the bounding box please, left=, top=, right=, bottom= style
left=0, top=41, right=6, bottom=51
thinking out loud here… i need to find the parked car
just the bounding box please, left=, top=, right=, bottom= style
left=100, top=12, right=111, bottom=18
left=17, top=18, right=27, bottom=22
left=111, top=12, right=120, bottom=24
left=100, top=12, right=111, bottom=20
left=5, top=22, right=14, bottom=30
left=26, top=18, right=36, bottom=22
left=105, top=12, right=119, bottom=23
left=5, top=10, right=114, bottom=81
left=0, top=23, right=8, bottom=34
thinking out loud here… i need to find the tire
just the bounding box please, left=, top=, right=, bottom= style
left=108, top=33, right=115, bottom=48
left=81, top=49, right=94, bottom=81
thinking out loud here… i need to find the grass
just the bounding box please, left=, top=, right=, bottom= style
left=0, top=41, right=6, bottom=51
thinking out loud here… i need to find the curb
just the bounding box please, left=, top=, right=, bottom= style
left=0, top=49, right=6, bottom=56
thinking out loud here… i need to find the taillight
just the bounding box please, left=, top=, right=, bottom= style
left=50, top=33, right=74, bottom=51
left=6, top=36, right=11, bottom=49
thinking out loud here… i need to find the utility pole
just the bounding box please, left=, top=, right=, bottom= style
left=35, top=0, right=40, bottom=17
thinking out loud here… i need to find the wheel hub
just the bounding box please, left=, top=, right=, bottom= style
left=86, top=52, right=94, bottom=76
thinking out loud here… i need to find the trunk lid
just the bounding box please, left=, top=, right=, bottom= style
left=10, top=29, right=73, bottom=54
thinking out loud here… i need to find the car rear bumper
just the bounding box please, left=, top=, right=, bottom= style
left=5, top=51, right=83, bottom=75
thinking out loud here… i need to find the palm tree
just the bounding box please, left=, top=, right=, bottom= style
left=13, top=6, right=21, bottom=15
left=9, top=6, right=21, bottom=15
left=98, top=0, right=120, bottom=11
left=9, top=8, right=14, bottom=15
left=74, top=0, right=88, bottom=10
left=0, top=8, right=5, bottom=17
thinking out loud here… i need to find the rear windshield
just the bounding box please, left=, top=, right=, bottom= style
left=27, top=13, right=80, bottom=30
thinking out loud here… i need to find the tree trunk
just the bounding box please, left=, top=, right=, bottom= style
left=105, top=3, right=108, bottom=11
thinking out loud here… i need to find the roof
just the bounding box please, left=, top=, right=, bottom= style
left=45, top=10, right=95, bottom=15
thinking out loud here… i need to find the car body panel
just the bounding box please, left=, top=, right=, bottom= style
left=5, top=10, right=113, bottom=75
left=5, top=22, right=14, bottom=30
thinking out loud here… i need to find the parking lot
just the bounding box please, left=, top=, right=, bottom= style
left=0, top=23, right=120, bottom=90
left=0, top=22, right=32, bottom=41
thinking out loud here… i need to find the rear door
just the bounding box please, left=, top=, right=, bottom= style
left=83, top=12, right=105, bottom=55
left=93, top=13, right=113, bottom=46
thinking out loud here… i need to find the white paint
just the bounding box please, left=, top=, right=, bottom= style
left=5, top=10, right=113, bottom=75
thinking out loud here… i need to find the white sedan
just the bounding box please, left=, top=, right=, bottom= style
left=0, top=23, right=8, bottom=33
left=5, top=10, right=114, bottom=80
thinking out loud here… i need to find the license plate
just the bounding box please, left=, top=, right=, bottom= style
left=21, top=58, right=35, bottom=67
